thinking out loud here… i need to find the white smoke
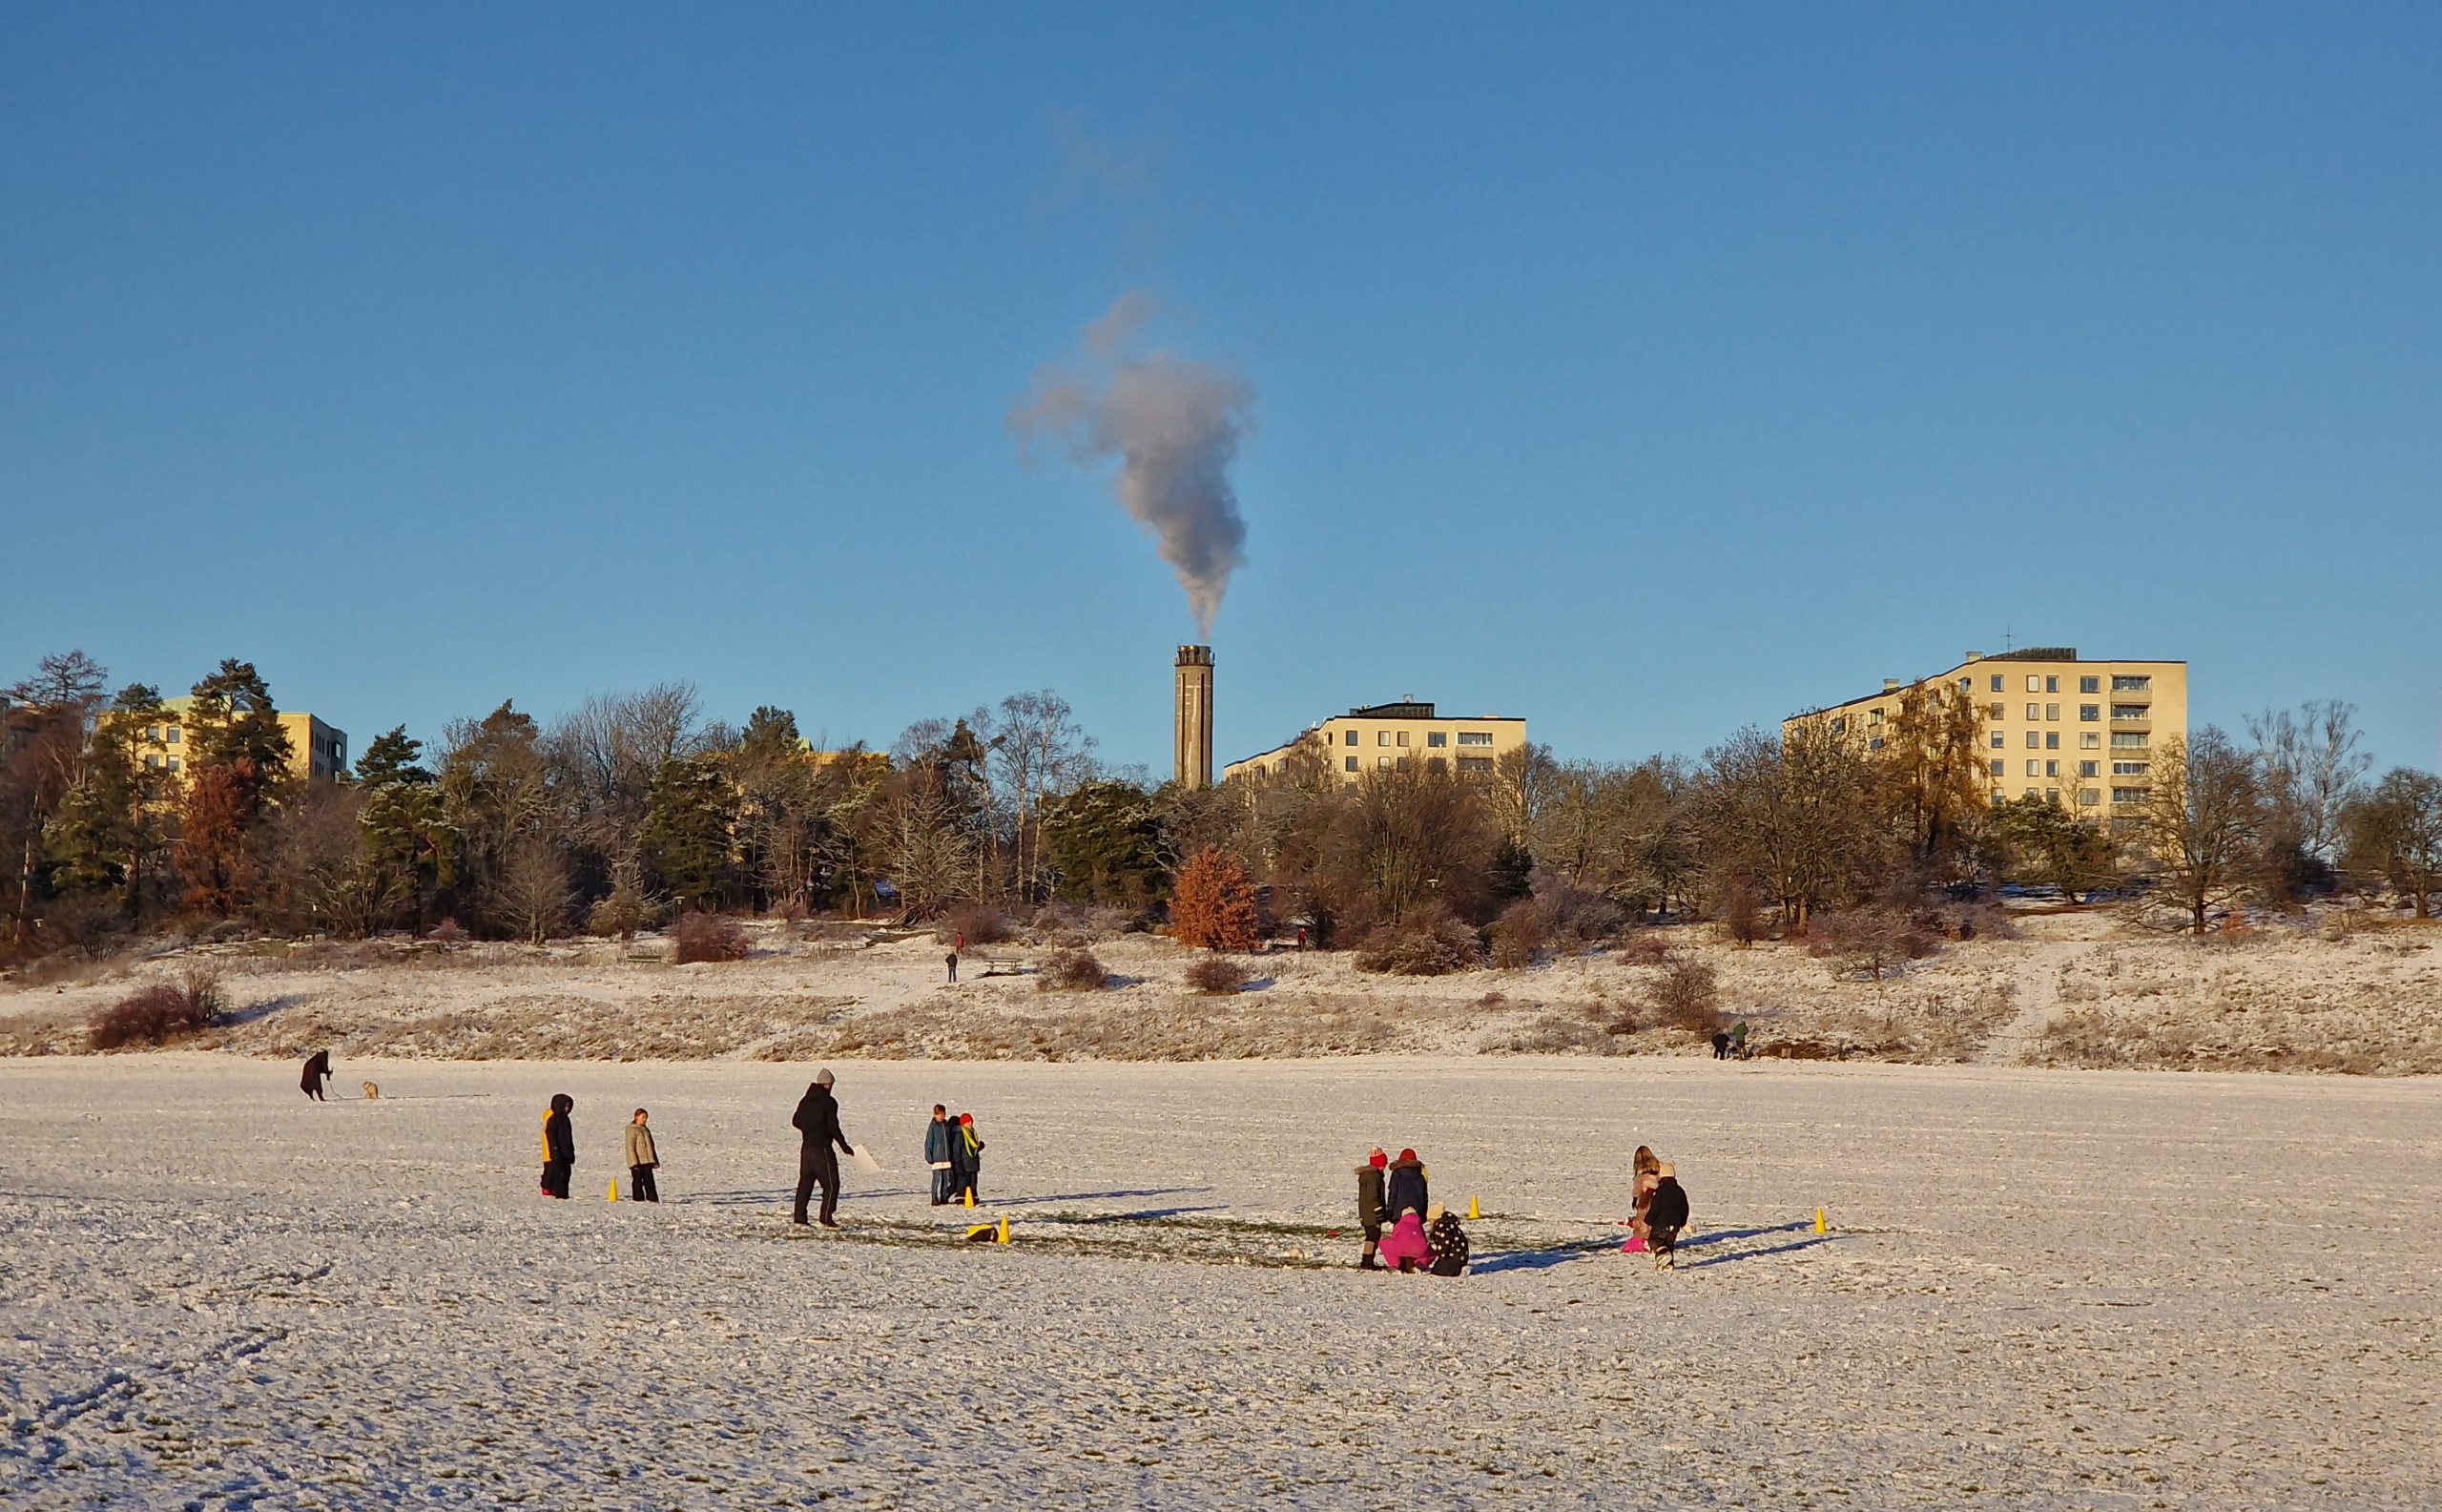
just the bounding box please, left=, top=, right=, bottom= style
left=1010, top=293, right=1255, bottom=638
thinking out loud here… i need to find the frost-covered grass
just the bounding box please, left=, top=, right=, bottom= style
left=3, top=1056, right=2438, bottom=1507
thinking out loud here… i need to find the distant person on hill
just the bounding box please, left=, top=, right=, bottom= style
left=953, top=1112, right=985, bottom=1203
left=625, top=1108, right=660, bottom=1203
left=1355, top=1148, right=1389, bottom=1269
left=1386, top=1149, right=1428, bottom=1227
left=300, top=1049, right=332, bottom=1101
left=1645, top=1163, right=1690, bottom=1271
left=1377, top=1208, right=1432, bottom=1273
left=792, top=1069, right=857, bottom=1227
left=540, top=1093, right=575, bottom=1200
left=1426, top=1203, right=1470, bottom=1276
left=925, top=1105, right=959, bottom=1205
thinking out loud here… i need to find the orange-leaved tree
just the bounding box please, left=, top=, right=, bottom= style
left=1169, top=845, right=1262, bottom=950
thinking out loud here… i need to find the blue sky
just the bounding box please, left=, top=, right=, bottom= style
left=5, top=6, right=2438, bottom=775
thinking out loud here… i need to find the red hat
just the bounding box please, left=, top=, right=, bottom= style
left=1398, top=1149, right=1417, bottom=1163
left=1369, top=1150, right=1388, bottom=1169
left=958, top=1113, right=973, bottom=1124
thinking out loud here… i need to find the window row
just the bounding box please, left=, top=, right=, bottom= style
left=1341, top=729, right=1495, bottom=748
left=1340, top=755, right=1495, bottom=774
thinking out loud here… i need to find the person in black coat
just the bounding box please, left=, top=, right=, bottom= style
left=791, top=1069, right=857, bottom=1227
left=300, top=1049, right=332, bottom=1101
left=1645, top=1163, right=1690, bottom=1270
left=1385, top=1149, right=1428, bottom=1223
left=541, top=1093, right=575, bottom=1199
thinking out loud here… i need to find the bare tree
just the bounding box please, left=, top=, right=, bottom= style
left=1695, top=720, right=1879, bottom=934
left=488, top=839, right=573, bottom=944
left=2346, top=768, right=2442, bottom=918
left=2139, top=729, right=2264, bottom=934
left=993, top=690, right=1099, bottom=901
left=2247, top=701, right=2371, bottom=893
left=549, top=683, right=702, bottom=860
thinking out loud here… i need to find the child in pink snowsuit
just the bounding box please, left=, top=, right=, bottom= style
left=1376, top=1209, right=1434, bottom=1273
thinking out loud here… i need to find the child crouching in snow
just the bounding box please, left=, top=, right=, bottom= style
left=1426, top=1204, right=1469, bottom=1275
left=1376, top=1209, right=1432, bottom=1273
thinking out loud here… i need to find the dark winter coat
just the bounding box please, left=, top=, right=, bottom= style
left=793, top=1086, right=852, bottom=1154
left=300, top=1050, right=330, bottom=1092
left=924, top=1117, right=956, bottom=1167
left=955, top=1121, right=983, bottom=1170
left=1385, top=1158, right=1428, bottom=1221
left=1427, top=1212, right=1470, bottom=1275
left=1645, top=1177, right=1689, bottom=1231
left=543, top=1094, right=574, bottom=1166
left=1356, top=1165, right=1387, bottom=1229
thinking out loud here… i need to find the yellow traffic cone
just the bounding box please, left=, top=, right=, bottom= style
left=996, top=1215, right=1010, bottom=1245
left=609, top=1180, right=620, bottom=1202
left=1467, top=1195, right=1481, bottom=1221
left=1813, top=1207, right=1827, bottom=1234
left=963, top=1186, right=976, bottom=1209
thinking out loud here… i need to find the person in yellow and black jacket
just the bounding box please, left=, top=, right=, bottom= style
left=541, top=1093, right=575, bottom=1199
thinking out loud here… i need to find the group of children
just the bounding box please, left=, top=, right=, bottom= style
left=1354, top=1147, right=1470, bottom=1274
left=539, top=1095, right=663, bottom=1202
left=923, top=1105, right=986, bottom=1204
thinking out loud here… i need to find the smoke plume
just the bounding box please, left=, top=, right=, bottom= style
left=1010, top=293, right=1254, bottom=638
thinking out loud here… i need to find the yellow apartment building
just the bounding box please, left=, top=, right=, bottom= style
left=1791, top=647, right=2186, bottom=821
left=137, top=697, right=350, bottom=784
left=1223, top=700, right=1529, bottom=787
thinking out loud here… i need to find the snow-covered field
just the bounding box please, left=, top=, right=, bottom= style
left=4, top=1056, right=2438, bottom=1508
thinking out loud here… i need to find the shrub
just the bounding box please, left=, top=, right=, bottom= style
left=1488, top=899, right=1542, bottom=968
left=1355, top=904, right=1481, bottom=976
left=427, top=918, right=466, bottom=943
left=1647, top=958, right=1721, bottom=1034
left=939, top=903, right=1010, bottom=946
left=1530, top=878, right=1625, bottom=950
left=1038, top=947, right=1109, bottom=991
left=1810, top=907, right=1939, bottom=982
left=673, top=912, right=751, bottom=963
left=1617, top=934, right=1672, bottom=966
left=1723, top=878, right=1761, bottom=946
left=89, top=969, right=223, bottom=1050
left=1185, top=956, right=1250, bottom=995
left=1170, top=847, right=1263, bottom=950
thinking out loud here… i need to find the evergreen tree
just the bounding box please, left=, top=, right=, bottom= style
left=354, top=727, right=448, bottom=929
left=639, top=755, right=738, bottom=909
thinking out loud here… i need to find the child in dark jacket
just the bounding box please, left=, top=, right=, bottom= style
left=1645, top=1164, right=1690, bottom=1270
left=1426, top=1205, right=1470, bottom=1276
left=541, top=1093, right=575, bottom=1199
left=1355, top=1149, right=1389, bottom=1269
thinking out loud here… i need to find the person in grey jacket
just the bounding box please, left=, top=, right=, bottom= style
left=624, top=1108, right=660, bottom=1203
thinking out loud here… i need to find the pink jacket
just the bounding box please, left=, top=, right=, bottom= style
left=1377, top=1210, right=1434, bottom=1270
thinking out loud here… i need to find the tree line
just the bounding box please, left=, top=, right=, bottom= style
left=4, top=650, right=2438, bottom=966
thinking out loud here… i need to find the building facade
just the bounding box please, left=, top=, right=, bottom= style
left=137, top=698, right=350, bottom=784
left=1223, top=700, right=1528, bottom=787
left=1791, top=648, right=2186, bottom=820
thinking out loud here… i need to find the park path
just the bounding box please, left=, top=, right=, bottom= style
left=1978, top=939, right=2091, bottom=1066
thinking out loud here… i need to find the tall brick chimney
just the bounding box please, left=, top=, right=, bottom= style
left=1174, top=646, right=1213, bottom=789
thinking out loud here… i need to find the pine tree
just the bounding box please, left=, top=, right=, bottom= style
left=639, top=755, right=738, bottom=910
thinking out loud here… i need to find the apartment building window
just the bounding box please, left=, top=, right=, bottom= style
left=164, top=727, right=179, bottom=743
left=1457, top=731, right=1493, bottom=746
left=1987, top=702, right=2004, bottom=719
left=1426, top=731, right=1447, bottom=748
left=1344, top=730, right=1358, bottom=746
left=2046, top=787, right=2059, bottom=803
left=2042, top=704, right=2058, bottom=721
left=1378, top=755, right=1392, bottom=769
left=1869, top=736, right=1885, bottom=752
left=2024, top=703, right=2040, bottom=720
left=2045, top=733, right=2059, bottom=750
left=2111, top=732, right=2148, bottom=748
left=2112, top=761, right=2149, bottom=777
left=166, top=756, right=179, bottom=772
left=2112, top=705, right=2149, bottom=721
left=2112, top=674, right=2151, bottom=691
left=2080, top=788, right=2101, bottom=806
left=2025, top=760, right=2040, bottom=777
left=2045, top=759, right=2059, bottom=777
left=1377, top=732, right=1390, bottom=746
left=2080, top=676, right=2101, bottom=694
left=1344, top=756, right=1358, bottom=773
left=2026, top=675, right=2042, bottom=693
left=1868, top=708, right=1884, bottom=725
left=1427, top=756, right=1446, bottom=773
left=2046, top=676, right=2060, bottom=693
left=2080, top=761, right=2100, bottom=777
left=1457, top=756, right=1493, bottom=773
left=1831, top=716, right=1847, bottom=735
left=2113, top=786, right=2151, bottom=804
left=1990, top=733, right=2005, bottom=749
left=1396, top=731, right=1409, bottom=747
left=1990, top=674, right=2004, bottom=693
left=2025, top=732, right=2040, bottom=749
left=2080, top=732, right=2101, bottom=749
left=2080, top=704, right=2100, bottom=721
left=1956, top=677, right=1973, bottom=692
left=1990, top=759, right=2006, bottom=777
left=1396, top=756, right=1411, bottom=770
left=145, top=754, right=162, bottom=769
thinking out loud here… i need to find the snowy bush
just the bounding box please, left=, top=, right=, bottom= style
left=673, top=913, right=750, bottom=963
